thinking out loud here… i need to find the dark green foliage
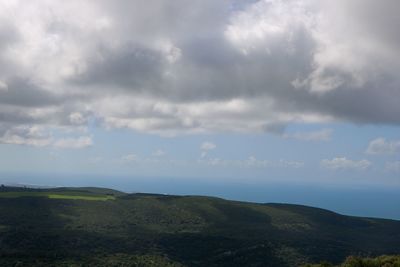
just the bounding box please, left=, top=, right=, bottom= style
left=0, top=187, right=399, bottom=266
left=303, top=255, right=400, bottom=267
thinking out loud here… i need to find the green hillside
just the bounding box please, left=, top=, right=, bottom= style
left=303, top=255, right=400, bottom=267
left=0, top=186, right=399, bottom=266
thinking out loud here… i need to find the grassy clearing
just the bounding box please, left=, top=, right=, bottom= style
left=48, top=194, right=115, bottom=201
left=0, top=191, right=115, bottom=201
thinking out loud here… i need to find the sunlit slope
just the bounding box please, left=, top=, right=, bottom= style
left=0, top=191, right=115, bottom=200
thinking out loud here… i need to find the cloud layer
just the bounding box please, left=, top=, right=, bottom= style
left=366, top=138, right=400, bottom=155
left=321, top=157, right=371, bottom=171
left=1, top=0, right=400, bottom=139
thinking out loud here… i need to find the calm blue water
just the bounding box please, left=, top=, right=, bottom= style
left=1, top=173, right=400, bottom=220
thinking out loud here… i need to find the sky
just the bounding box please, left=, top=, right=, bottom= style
left=0, top=0, right=399, bottom=218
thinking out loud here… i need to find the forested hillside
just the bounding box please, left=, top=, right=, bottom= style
left=0, top=187, right=399, bottom=266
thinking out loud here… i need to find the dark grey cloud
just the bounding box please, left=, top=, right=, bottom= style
left=70, top=44, right=166, bottom=92
left=0, top=78, right=62, bottom=107
left=262, top=123, right=286, bottom=135
left=0, top=0, right=399, bottom=137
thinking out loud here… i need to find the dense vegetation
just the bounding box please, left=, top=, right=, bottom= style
left=303, top=255, right=400, bottom=267
left=0, top=186, right=399, bottom=266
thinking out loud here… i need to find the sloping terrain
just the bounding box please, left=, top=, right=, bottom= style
left=303, top=255, right=400, bottom=267
left=0, top=186, right=399, bottom=266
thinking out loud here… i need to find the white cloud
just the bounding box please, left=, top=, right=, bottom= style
left=200, top=141, right=216, bottom=158
left=121, top=154, right=138, bottom=162
left=152, top=149, right=166, bottom=157
left=52, top=136, right=92, bottom=149
left=366, top=138, right=400, bottom=155
left=321, top=157, right=371, bottom=171
left=284, top=128, right=332, bottom=141
left=0, top=80, right=8, bottom=91
left=69, top=112, right=86, bottom=125
left=199, top=156, right=304, bottom=169
left=201, top=142, right=216, bottom=151
left=0, top=125, right=92, bottom=149
left=0, top=126, right=53, bottom=147
left=385, top=161, right=400, bottom=172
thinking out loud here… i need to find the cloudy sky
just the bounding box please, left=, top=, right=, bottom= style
left=0, top=0, right=399, bottom=194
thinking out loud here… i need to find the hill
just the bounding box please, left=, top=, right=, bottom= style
left=0, top=186, right=399, bottom=266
